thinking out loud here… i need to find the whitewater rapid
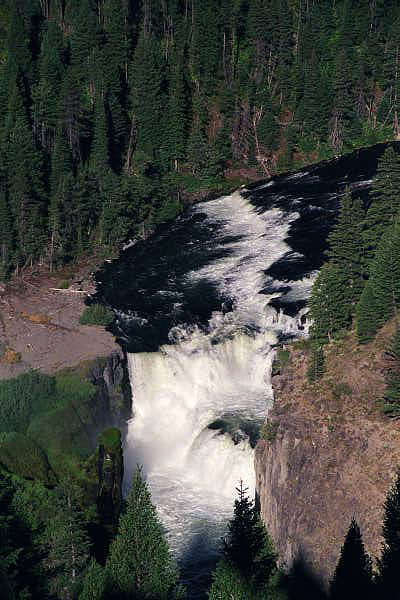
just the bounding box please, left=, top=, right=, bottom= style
left=123, top=190, right=314, bottom=586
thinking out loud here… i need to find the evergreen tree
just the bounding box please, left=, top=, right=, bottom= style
left=326, top=188, right=364, bottom=306
left=223, top=481, right=277, bottom=587
left=0, top=188, right=13, bottom=279
left=32, top=19, right=66, bottom=152
left=41, top=479, right=91, bottom=600
left=377, top=471, right=400, bottom=599
left=79, top=560, right=107, bottom=600
left=4, top=81, right=46, bottom=265
left=67, top=0, right=99, bottom=88
left=106, top=467, right=184, bottom=599
left=383, top=327, right=400, bottom=417
left=309, top=262, right=350, bottom=344
left=330, top=519, right=374, bottom=600
left=363, top=146, right=400, bottom=266
left=307, top=343, right=325, bottom=383
left=357, top=220, right=400, bottom=342
left=129, top=31, right=164, bottom=162
left=355, top=282, right=380, bottom=344
left=164, top=46, right=188, bottom=170
left=208, top=561, right=249, bottom=600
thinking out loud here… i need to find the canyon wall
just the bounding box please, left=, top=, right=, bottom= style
left=255, top=324, right=400, bottom=584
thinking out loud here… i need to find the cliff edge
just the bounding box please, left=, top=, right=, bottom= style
left=255, top=322, right=400, bottom=585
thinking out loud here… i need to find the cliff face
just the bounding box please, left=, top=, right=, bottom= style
left=255, top=324, right=400, bottom=585
left=87, top=351, right=131, bottom=434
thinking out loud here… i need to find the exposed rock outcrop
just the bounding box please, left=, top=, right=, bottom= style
left=87, top=350, right=131, bottom=434
left=97, top=427, right=124, bottom=531
left=255, top=325, right=400, bottom=585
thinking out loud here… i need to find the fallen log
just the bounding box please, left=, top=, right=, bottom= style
left=49, top=288, right=90, bottom=294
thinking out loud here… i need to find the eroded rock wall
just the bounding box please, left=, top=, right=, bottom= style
left=255, top=326, right=400, bottom=584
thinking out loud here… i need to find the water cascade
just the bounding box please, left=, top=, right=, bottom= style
left=96, top=143, right=385, bottom=595
left=124, top=191, right=313, bottom=591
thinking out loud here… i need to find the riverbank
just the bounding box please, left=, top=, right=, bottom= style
left=0, top=256, right=119, bottom=380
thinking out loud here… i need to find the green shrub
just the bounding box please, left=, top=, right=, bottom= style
left=79, top=304, right=114, bottom=326
left=27, top=406, right=93, bottom=474
left=99, top=427, right=121, bottom=451
left=332, top=381, right=352, bottom=400
left=260, top=420, right=279, bottom=443
left=55, top=374, right=96, bottom=408
left=272, top=347, right=290, bottom=375
left=0, top=371, right=56, bottom=433
left=59, top=278, right=71, bottom=289
left=0, top=370, right=100, bottom=480
left=0, top=432, right=56, bottom=484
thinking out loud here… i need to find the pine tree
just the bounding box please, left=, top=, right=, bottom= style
left=0, top=188, right=13, bottom=279
left=106, top=467, right=183, bottom=599
left=377, top=471, right=400, bottom=599
left=383, top=327, right=400, bottom=416
left=355, top=283, right=380, bottom=344
left=356, top=219, right=400, bottom=341
left=363, top=146, right=400, bottom=266
left=67, top=0, right=99, bottom=87
left=309, top=262, right=350, bottom=344
left=48, top=127, right=75, bottom=266
left=326, top=188, right=365, bottom=306
left=4, top=81, right=46, bottom=265
left=307, top=343, right=325, bottom=382
left=42, top=479, right=91, bottom=600
left=129, top=31, right=164, bottom=162
left=330, top=519, right=374, bottom=600
left=79, top=560, right=107, bottom=600
left=223, top=481, right=277, bottom=586
left=208, top=561, right=249, bottom=600
left=163, top=46, right=188, bottom=170
left=32, top=19, right=66, bottom=153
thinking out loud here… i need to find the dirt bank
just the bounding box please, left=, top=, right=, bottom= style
left=0, top=257, right=119, bottom=379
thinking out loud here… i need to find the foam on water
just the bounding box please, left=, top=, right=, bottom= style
left=124, top=190, right=309, bottom=593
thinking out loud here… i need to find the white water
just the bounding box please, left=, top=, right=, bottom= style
left=124, top=190, right=312, bottom=581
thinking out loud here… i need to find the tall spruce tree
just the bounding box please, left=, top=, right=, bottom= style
left=208, top=561, right=249, bottom=600
left=41, top=479, right=91, bottom=600
left=223, top=481, right=277, bottom=587
left=377, top=471, right=400, bottom=599
left=129, top=30, right=164, bottom=163
left=363, top=146, right=400, bottom=267
left=32, top=19, right=66, bottom=153
left=0, top=188, right=13, bottom=279
left=326, top=188, right=364, bottom=306
left=357, top=219, right=400, bottom=342
left=330, top=519, right=374, bottom=600
left=79, top=560, right=107, bottom=600
left=105, top=467, right=184, bottom=599
left=4, top=81, right=46, bottom=265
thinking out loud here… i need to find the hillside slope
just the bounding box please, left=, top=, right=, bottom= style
left=255, top=322, right=400, bottom=584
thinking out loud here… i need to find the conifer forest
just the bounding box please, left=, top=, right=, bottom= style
left=2, top=0, right=400, bottom=276
left=5, top=0, right=400, bottom=599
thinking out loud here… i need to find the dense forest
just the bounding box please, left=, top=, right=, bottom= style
left=2, top=0, right=400, bottom=277
left=4, top=0, right=400, bottom=598
left=3, top=451, right=400, bottom=600
left=307, top=143, right=400, bottom=405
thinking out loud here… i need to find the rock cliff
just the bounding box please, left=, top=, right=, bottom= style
left=255, top=323, right=400, bottom=585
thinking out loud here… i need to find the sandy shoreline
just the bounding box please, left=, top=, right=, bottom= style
left=0, top=258, right=119, bottom=379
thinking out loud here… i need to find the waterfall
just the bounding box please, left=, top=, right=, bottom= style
left=94, top=145, right=382, bottom=596
left=122, top=190, right=314, bottom=592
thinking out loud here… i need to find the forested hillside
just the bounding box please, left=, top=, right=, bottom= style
left=1, top=0, right=400, bottom=277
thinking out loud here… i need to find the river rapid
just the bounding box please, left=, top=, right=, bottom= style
left=95, top=142, right=391, bottom=596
